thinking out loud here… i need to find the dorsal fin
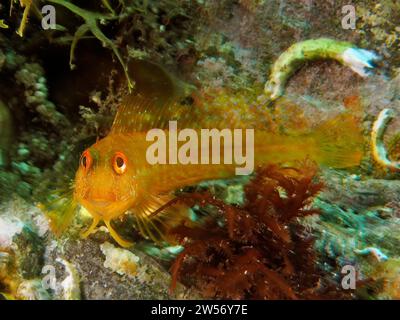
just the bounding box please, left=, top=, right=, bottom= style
left=111, top=95, right=173, bottom=133
left=111, top=60, right=197, bottom=133
left=110, top=93, right=203, bottom=133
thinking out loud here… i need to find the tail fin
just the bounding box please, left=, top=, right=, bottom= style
left=313, top=114, right=364, bottom=168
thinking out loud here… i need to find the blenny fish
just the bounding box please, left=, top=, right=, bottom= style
left=58, top=39, right=379, bottom=247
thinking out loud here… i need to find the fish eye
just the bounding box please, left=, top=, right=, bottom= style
left=113, top=152, right=128, bottom=175
left=80, top=150, right=92, bottom=172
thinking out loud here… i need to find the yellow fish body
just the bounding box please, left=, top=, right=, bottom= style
left=73, top=93, right=363, bottom=247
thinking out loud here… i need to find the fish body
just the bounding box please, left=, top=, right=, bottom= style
left=74, top=96, right=363, bottom=247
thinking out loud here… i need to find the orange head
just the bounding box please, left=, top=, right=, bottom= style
left=74, top=135, right=137, bottom=221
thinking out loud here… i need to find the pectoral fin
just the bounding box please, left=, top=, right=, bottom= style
left=104, top=220, right=134, bottom=248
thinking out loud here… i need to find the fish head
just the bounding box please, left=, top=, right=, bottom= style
left=74, top=135, right=137, bottom=220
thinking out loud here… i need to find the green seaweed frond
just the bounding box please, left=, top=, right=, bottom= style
left=101, top=0, right=115, bottom=15
left=0, top=20, right=9, bottom=28
left=16, top=0, right=32, bottom=37
left=9, top=0, right=42, bottom=37
left=10, top=0, right=133, bottom=89
left=47, top=0, right=133, bottom=90
left=9, top=0, right=14, bottom=16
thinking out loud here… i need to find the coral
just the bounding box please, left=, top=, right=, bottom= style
left=0, top=46, right=79, bottom=201
left=15, top=62, right=69, bottom=128
left=168, top=162, right=349, bottom=299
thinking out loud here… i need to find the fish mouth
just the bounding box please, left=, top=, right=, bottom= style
left=89, top=199, right=112, bottom=208
left=81, top=197, right=133, bottom=219
left=81, top=198, right=114, bottom=214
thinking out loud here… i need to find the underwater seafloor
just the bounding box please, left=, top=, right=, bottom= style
left=1, top=0, right=400, bottom=300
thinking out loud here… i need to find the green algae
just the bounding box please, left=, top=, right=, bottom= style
left=47, top=0, right=133, bottom=89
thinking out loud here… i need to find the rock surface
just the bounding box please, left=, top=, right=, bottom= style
left=0, top=196, right=197, bottom=300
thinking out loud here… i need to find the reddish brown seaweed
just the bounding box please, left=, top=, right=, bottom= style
left=168, top=161, right=350, bottom=299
